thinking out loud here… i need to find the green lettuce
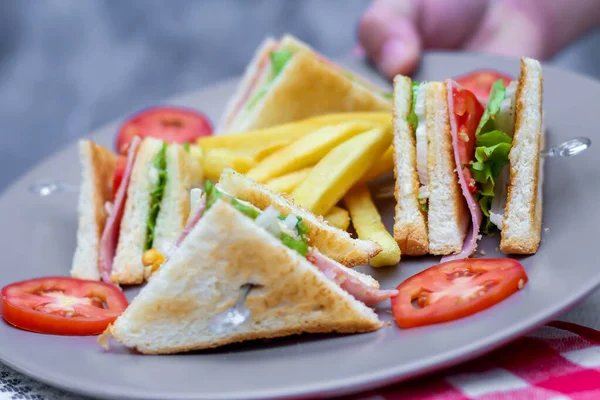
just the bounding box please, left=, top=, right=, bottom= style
left=270, top=50, right=293, bottom=76
left=247, top=50, right=294, bottom=111
left=183, top=142, right=190, bottom=152
left=204, top=180, right=223, bottom=210
left=469, top=79, right=513, bottom=232
left=280, top=233, right=309, bottom=257
left=144, top=143, right=168, bottom=251
left=230, top=198, right=261, bottom=220
left=407, top=81, right=420, bottom=130
left=476, top=80, right=506, bottom=136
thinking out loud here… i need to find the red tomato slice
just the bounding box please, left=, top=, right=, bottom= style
left=112, top=155, right=127, bottom=200
left=391, top=258, right=528, bottom=328
left=1, top=277, right=128, bottom=336
left=115, top=106, right=213, bottom=155
left=454, top=70, right=513, bottom=103
left=451, top=87, right=484, bottom=168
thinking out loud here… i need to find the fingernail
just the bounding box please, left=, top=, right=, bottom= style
left=379, top=39, right=418, bottom=78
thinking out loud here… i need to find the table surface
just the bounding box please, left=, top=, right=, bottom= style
left=0, top=1, right=599, bottom=398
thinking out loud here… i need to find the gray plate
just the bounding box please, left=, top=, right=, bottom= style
left=0, top=53, right=599, bottom=400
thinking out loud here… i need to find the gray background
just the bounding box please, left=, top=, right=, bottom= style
left=1, top=0, right=599, bottom=192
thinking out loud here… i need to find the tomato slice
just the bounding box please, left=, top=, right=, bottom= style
left=454, top=70, right=513, bottom=104
left=115, top=106, right=213, bottom=155
left=451, top=86, right=484, bottom=169
left=391, top=258, right=528, bottom=328
left=1, top=277, right=128, bottom=335
left=112, top=155, right=127, bottom=200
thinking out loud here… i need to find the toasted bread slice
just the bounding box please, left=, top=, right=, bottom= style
left=221, top=35, right=392, bottom=133
left=107, top=200, right=382, bottom=354
left=152, top=144, right=200, bottom=257
left=392, top=76, right=429, bottom=256
left=501, top=57, right=544, bottom=254
left=112, top=138, right=165, bottom=284
left=424, top=82, right=469, bottom=255
left=71, top=140, right=116, bottom=280
left=217, top=169, right=382, bottom=266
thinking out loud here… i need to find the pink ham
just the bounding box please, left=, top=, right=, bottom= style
left=175, top=195, right=206, bottom=247
left=442, top=80, right=483, bottom=262
left=225, top=43, right=278, bottom=127
left=98, top=136, right=141, bottom=283
left=307, top=251, right=398, bottom=306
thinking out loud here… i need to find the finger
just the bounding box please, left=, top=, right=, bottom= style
left=463, top=0, right=549, bottom=59
left=358, top=0, right=421, bottom=77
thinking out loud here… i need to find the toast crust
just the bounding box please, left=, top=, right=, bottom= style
left=229, top=47, right=392, bottom=132
left=109, top=200, right=382, bottom=354
left=425, top=83, right=469, bottom=255
left=71, top=140, right=116, bottom=280
left=217, top=169, right=381, bottom=266
left=500, top=58, right=544, bottom=254
left=392, top=76, right=429, bottom=255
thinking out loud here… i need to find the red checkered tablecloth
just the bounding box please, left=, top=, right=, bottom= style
left=347, top=322, right=600, bottom=400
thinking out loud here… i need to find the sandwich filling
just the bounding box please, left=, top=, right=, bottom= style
left=144, top=142, right=168, bottom=251
left=204, top=181, right=310, bottom=256
left=407, top=81, right=429, bottom=212
left=228, top=47, right=294, bottom=127
left=469, top=80, right=516, bottom=232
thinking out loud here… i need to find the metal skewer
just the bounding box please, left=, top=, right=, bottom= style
left=208, top=283, right=261, bottom=334
left=374, top=137, right=591, bottom=199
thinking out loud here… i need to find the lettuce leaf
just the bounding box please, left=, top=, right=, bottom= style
left=476, top=79, right=506, bottom=136
left=270, top=50, right=293, bottom=76
left=469, top=130, right=512, bottom=233
left=280, top=233, right=309, bottom=257
left=246, top=50, right=294, bottom=111
left=407, top=81, right=420, bottom=130
left=230, top=198, right=261, bottom=220
left=144, top=143, right=168, bottom=251
left=183, top=142, right=190, bottom=152
left=204, top=180, right=222, bottom=210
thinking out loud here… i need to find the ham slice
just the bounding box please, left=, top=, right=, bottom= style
left=442, top=80, right=482, bottom=262
left=98, top=136, right=141, bottom=282
left=175, top=195, right=206, bottom=247
left=226, top=43, right=278, bottom=127
left=307, top=251, right=398, bottom=306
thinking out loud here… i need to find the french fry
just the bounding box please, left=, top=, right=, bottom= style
left=197, top=112, right=391, bottom=154
left=292, top=127, right=392, bottom=216
left=324, top=207, right=350, bottom=231
left=203, top=149, right=257, bottom=182
left=360, top=145, right=394, bottom=183
left=264, top=168, right=312, bottom=193
left=344, top=184, right=400, bottom=267
left=247, top=121, right=379, bottom=183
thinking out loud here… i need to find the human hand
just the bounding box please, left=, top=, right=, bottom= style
left=358, top=0, right=600, bottom=78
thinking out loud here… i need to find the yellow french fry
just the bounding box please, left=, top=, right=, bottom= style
left=253, top=141, right=292, bottom=161
left=344, top=183, right=400, bottom=267
left=203, top=149, right=257, bottom=182
left=323, top=206, right=350, bottom=231
left=247, top=121, right=379, bottom=183
left=360, top=145, right=394, bottom=183
left=264, top=168, right=312, bottom=194
left=197, top=112, right=391, bottom=153
left=292, top=127, right=392, bottom=216
left=264, top=169, right=349, bottom=230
